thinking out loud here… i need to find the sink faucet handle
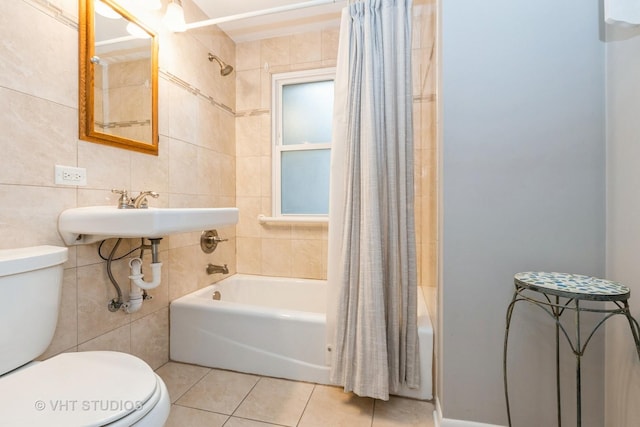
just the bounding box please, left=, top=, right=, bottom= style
left=133, top=191, right=160, bottom=209
left=111, top=189, right=131, bottom=209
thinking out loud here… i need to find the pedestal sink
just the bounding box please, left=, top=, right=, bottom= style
left=58, top=206, right=239, bottom=245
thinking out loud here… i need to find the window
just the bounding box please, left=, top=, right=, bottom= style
left=272, top=68, right=335, bottom=219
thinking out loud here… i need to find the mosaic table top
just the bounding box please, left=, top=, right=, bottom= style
left=514, top=271, right=630, bottom=301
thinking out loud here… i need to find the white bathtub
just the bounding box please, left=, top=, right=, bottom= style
left=170, top=274, right=433, bottom=400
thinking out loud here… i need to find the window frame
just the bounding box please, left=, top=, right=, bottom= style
left=271, top=67, right=336, bottom=220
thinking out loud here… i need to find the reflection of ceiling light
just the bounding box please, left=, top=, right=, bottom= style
left=126, top=22, right=151, bottom=39
left=163, top=0, right=186, bottom=32
left=95, top=0, right=121, bottom=19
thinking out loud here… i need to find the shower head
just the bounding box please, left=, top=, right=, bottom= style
left=208, top=53, right=234, bottom=76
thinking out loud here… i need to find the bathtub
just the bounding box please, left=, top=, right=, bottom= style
left=170, top=274, right=433, bottom=400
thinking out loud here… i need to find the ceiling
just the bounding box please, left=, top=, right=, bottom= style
left=190, top=0, right=345, bottom=42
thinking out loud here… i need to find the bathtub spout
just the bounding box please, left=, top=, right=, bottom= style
left=207, top=263, right=228, bottom=275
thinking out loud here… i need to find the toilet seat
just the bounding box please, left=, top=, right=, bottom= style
left=0, top=351, right=166, bottom=426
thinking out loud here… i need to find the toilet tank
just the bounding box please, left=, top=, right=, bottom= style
left=0, top=246, right=68, bottom=375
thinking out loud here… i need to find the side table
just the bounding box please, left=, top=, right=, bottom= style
left=503, top=272, right=640, bottom=426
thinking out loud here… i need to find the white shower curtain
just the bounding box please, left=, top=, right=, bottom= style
left=326, top=0, right=419, bottom=400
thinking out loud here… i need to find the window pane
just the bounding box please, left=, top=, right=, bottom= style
left=282, top=80, right=334, bottom=145
left=281, top=149, right=330, bottom=215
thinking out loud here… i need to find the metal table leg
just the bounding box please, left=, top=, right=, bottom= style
left=506, top=272, right=640, bottom=427
left=503, top=290, right=518, bottom=427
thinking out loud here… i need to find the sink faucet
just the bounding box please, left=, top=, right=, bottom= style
left=132, top=191, right=159, bottom=209
left=112, top=189, right=159, bottom=209
left=207, top=263, right=229, bottom=275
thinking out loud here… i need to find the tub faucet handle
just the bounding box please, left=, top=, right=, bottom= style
left=201, top=230, right=228, bottom=253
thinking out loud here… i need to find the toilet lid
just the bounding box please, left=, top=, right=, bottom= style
left=0, top=351, right=159, bottom=427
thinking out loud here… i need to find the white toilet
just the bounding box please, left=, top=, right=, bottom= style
left=0, top=245, right=170, bottom=426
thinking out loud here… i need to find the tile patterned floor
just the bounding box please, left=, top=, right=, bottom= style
left=156, top=362, right=435, bottom=427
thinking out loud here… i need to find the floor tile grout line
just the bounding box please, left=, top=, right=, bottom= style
left=161, top=363, right=436, bottom=426
left=295, top=383, right=317, bottom=427
left=221, top=412, right=231, bottom=427
left=171, top=401, right=232, bottom=422
left=371, top=399, right=377, bottom=427
left=224, top=414, right=290, bottom=427
left=223, top=374, right=293, bottom=427
left=229, top=374, right=263, bottom=417
left=165, top=363, right=212, bottom=404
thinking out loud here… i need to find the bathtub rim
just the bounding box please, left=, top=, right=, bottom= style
left=172, top=273, right=433, bottom=332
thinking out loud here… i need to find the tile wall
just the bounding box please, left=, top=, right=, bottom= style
left=414, top=0, right=438, bottom=290
left=234, top=28, right=339, bottom=280
left=0, top=0, right=236, bottom=369
left=0, top=0, right=436, bottom=371
left=234, top=0, right=438, bottom=288
left=96, top=58, right=153, bottom=142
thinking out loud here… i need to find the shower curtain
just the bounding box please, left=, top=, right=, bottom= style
left=326, top=0, right=419, bottom=400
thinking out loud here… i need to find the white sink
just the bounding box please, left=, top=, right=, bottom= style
left=58, top=206, right=239, bottom=245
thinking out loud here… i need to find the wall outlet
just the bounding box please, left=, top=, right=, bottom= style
left=55, top=165, right=87, bottom=186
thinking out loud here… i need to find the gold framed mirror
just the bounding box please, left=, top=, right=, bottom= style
left=79, top=0, right=159, bottom=155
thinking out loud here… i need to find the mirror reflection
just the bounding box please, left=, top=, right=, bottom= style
left=79, top=0, right=158, bottom=154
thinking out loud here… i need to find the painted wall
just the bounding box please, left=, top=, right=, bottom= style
left=440, top=0, right=605, bottom=425
left=605, top=25, right=640, bottom=427
left=0, top=0, right=236, bottom=369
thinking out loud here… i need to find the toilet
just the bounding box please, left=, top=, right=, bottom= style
left=0, top=245, right=170, bottom=426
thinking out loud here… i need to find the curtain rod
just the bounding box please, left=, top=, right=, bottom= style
left=185, top=0, right=344, bottom=30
